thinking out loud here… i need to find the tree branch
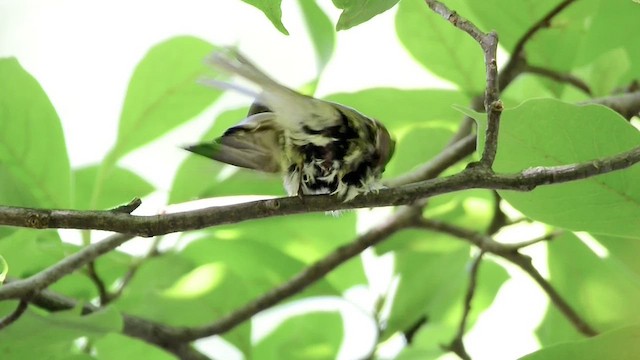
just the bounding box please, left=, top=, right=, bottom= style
left=416, top=218, right=598, bottom=337
left=25, top=288, right=211, bottom=360
left=524, top=63, right=592, bottom=95
left=0, top=146, right=638, bottom=240
left=0, top=299, right=29, bottom=330
left=587, top=91, right=640, bottom=120
left=444, top=252, right=485, bottom=360
left=0, top=234, right=133, bottom=300
left=425, top=0, right=502, bottom=168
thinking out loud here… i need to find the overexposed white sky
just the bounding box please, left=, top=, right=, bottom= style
left=0, top=1, right=546, bottom=359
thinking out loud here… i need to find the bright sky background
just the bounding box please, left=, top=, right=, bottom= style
left=0, top=1, right=548, bottom=359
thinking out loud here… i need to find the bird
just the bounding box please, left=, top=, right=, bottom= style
left=184, top=49, right=395, bottom=201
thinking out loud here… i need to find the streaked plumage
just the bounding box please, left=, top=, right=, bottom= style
left=185, top=49, right=395, bottom=201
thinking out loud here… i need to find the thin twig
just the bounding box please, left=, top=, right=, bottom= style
left=501, top=230, right=563, bottom=251
left=0, top=234, right=133, bottom=300
left=486, top=191, right=508, bottom=235
left=85, top=262, right=109, bottom=305
left=0, top=299, right=29, bottom=330
left=444, top=252, right=485, bottom=360
left=524, top=64, right=592, bottom=95
left=586, top=91, right=640, bottom=120
left=498, top=0, right=579, bottom=90
left=425, top=0, right=502, bottom=168
left=416, top=218, right=598, bottom=337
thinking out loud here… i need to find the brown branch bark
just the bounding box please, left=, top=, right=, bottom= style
left=444, top=252, right=485, bottom=360
left=0, top=299, right=29, bottom=330
left=425, top=0, right=502, bottom=168
left=1, top=146, right=638, bottom=240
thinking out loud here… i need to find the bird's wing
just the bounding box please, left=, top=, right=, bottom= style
left=204, top=49, right=342, bottom=132
left=184, top=112, right=284, bottom=173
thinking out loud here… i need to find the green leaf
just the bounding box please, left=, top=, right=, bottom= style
left=254, top=311, right=343, bottom=360
left=582, top=48, right=631, bottom=97
left=396, top=0, right=485, bottom=94
left=524, top=325, right=640, bottom=360
left=112, top=36, right=219, bottom=160
left=298, top=0, right=335, bottom=78
left=386, top=251, right=507, bottom=341
left=0, top=306, right=122, bottom=359
left=181, top=236, right=337, bottom=297
left=377, top=190, right=493, bottom=254
left=395, top=323, right=453, bottom=359
left=383, top=247, right=470, bottom=338
left=0, top=58, right=71, bottom=208
left=576, top=0, right=640, bottom=85
left=74, top=165, right=154, bottom=210
left=385, top=126, right=455, bottom=178
left=95, top=333, right=176, bottom=360
left=324, top=88, right=471, bottom=130
left=242, top=0, right=289, bottom=35
left=211, top=212, right=365, bottom=292
left=334, top=0, right=400, bottom=30
left=395, top=259, right=507, bottom=358
left=485, top=99, right=640, bottom=238
left=463, top=0, right=561, bottom=52
left=114, top=255, right=251, bottom=357
left=0, top=229, right=64, bottom=278
left=537, top=233, right=640, bottom=345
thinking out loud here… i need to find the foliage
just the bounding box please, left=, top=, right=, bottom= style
left=1, top=1, right=639, bottom=359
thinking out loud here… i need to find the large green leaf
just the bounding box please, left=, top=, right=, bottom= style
left=395, top=259, right=508, bottom=358
left=0, top=305, right=121, bottom=360
left=524, top=325, right=640, bottom=360
left=211, top=212, right=366, bottom=293
left=254, top=311, right=343, bottom=360
left=377, top=189, right=494, bottom=254
left=537, top=233, right=640, bottom=345
left=74, top=165, right=154, bottom=210
left=95, top=333, right=175, bottom=360
left=576, top=0, right=640, bottom=84
left=396, top=0, right=485, bottom=94
left=114, top=255, right=251, bottom=355
left=298, top=0, right=335, bottom=77
left=0, top=229, right=64, bottom=278
left=242, top=0, right=289, bottom=35
left=112, top=36, right=219, bottom=161
left=180, top=236, right=337, bottom=298
left=479, top=99, right=640, bottom=238
left=334, top=0, right=400, bottom=30
left=383, top=247, right=469, bottom=338
left=324, top=88, right=470, bottom=130
left=463, top=0, right=561, bottom=53
left=385, top=126, right=455, bottom=178
left=0, top=58, right=71, bottom=208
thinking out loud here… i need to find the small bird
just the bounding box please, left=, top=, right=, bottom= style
left=184, top=49, right=395, bottom=201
